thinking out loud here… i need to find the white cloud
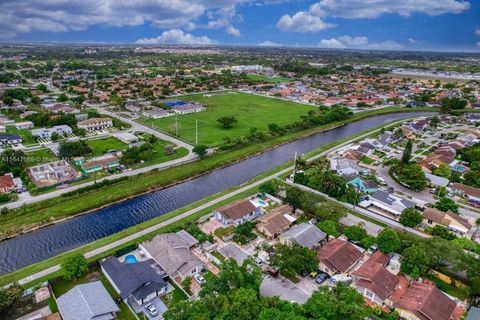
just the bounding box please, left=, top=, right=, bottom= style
left=318, top=35, right=402, bottom=50
left=310, top=0, right=470, bottom=19
left=408, top=38, right=418, bottom=44
left=277, top=11, right=334, bottom=32
left=476, top=27, right=480, bottom=37
left=135, top=29, right=217, bottom=45
left=319, top=38, right=345, bottom=48
left=0, top=0, right=251, bottom=39
left=477, top=42, right=480, bottom=48
left=226, top=26, right=241, bottom=36
left=337, top=35, right=368, bottom=46
left=278, top=0, right=470, bottom=33
left=257, top=40, right=282, bottom=46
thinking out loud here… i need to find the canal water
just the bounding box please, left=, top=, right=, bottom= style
left=0, top=112, right=434, bottom=274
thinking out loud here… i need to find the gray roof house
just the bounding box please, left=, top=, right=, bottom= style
left=330, top=158, right=362, bottom=176
left=101, top=257, right=168, bottom=305
left=279, top=223, right=326, bottom=249
left=56, top=281, right=119, bottom=320
left=366, top=190, right=416, bottom=217
left=140, top=230, right=203, bottom=280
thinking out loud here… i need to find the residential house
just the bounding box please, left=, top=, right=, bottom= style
left=357, top=141, right=377, bottom=156
left=142, top=107, right=170, bottom=119
left=317, top=239, right=363, bottom=276
left=0, top=133, right=22, bottom=146
left=419, top=148, right=456, bottom=173
left=393, top=281, right=456, bottom=320
left=101, top=257, right=168, bottom=306
left=330, top=158, right=362, bottom=176
left=56, top=281, right=119, bottom=320
left=114, top=132, right=138, bottom=144
left=361, top=190, right=416, bottom=218
left=279, top=222, right=326, bottom=249
left=170, top=103, right=206, bottom=115
left=256, top=205, right=294, bottom=239
left=77, top=118, right=113, bottom=132
left=424, top=172, right=450, bottom=188
left=14, top=121, right=34, bottom=130
left=422, top=207, right=472, bottom=236
left=140, top=230, right=203, bottom=280
left=352, top=251, right=399, bottom=305
left=0, top=174, right=15, bottom=193
left=31, top=125, right=72, bottom=139
left=44, top=103, right=79, bottom=114
left=452, top=183, right=480, bottom=206
left=346, top=175, right=379, bottom=193
left=27, top=160, right=81, bottom=188
left=213, top=199, right=262, bottom=226
left=80, top=154, right=120, bottom=173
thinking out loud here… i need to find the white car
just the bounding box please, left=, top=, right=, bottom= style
left=146, top=304, right=158, bottom=316
left=194, top=273, right=206, bottom=284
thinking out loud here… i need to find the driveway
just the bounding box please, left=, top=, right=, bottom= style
left=129, top=297, right=168, bottom=320
left=260, top=275, right=310, bottom=304
left=218, top=243, right=249, bottom=266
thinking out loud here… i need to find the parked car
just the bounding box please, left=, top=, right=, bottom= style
left=264, top=266, right=279, bottom=278
left=315, top=272, right=329, bottom=284
left=146, top=304, right=158, bottom=316
left=378, top=177, right=387, bottom=185
left=194, top=273, right=206, bottom=284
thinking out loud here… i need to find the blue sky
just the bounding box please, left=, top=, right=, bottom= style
left=1, top=0, right=479, bottom=52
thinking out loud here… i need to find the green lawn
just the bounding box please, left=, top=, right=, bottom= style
left=6, top=126, right=36, bottom=145
left=87, top=137, right=128, bottom=157
left=24, top=149, right=58, bottom=166
left=246, top=74, right=294, bottom=83
left=139, top=92, right=317, bottom=146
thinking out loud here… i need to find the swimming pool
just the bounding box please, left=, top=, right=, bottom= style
left=258, top=200, right=267, bottom=205
left=124, top=254, right=138, bottom=264
left=454, top=165, right=465, bottom=173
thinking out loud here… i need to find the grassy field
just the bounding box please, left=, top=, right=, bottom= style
left=87, top=137, right=128, bottom=157
left=24, top=148, right=58, bottom=166
left=0, top=113, right=419, bottom=288
left=139, top=92, right=316, bottom=146
left=6, top=126, right=36, bottom=145
left=246, top=74, right=294, bottom=83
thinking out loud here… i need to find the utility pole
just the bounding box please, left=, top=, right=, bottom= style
left=195, top=120, right=198, bottom=145
left=175, top=114, right=178, bottom=137
left=293, top=151, right=297, bottom=184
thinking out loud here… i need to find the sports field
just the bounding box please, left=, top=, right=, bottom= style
left=246, top=74, right=294, bottom=83
left=139, top=92, right=316, bottom=146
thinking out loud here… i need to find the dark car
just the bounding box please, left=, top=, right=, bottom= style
left=315, top=272, right=329, bottom=284
left=264, top=266, right=279, bottom=278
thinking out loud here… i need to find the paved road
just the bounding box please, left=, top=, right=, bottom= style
left=7, top=117, right=415, bottom=287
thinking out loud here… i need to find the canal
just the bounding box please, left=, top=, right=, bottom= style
left=0, top=112, right=434, bottom=274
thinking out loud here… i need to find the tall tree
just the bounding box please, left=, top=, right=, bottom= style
left=399, top=208, right=423, bottom=227
left=377, top=229, right=400, bottom=253
left=401, top=139, right=413, bottom=164
left=61, top=253, right=88, bottom=280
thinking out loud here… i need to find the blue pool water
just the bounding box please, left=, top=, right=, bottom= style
left=124, top=255, right=138, bottom=264
left=454, top=165, right=465, bottom=173
left=258, top=200, right=267, bottom=205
